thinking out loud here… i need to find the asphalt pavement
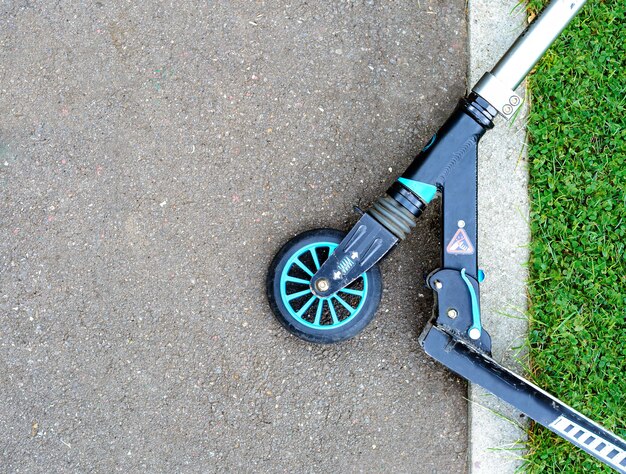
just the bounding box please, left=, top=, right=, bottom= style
left=1, top=2, right=469, bottom=472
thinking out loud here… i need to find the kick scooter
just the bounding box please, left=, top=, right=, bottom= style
left=266, top=0, right=626, bottom=471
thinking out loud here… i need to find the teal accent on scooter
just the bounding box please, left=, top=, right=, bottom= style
left=461, top=268, right=482, bottom=339
left=397, top=177, right=438, bottom=203
left=279, top=242, right=369, bottom=330
left=478, top=269, right=485, bottom=283
left=423, top=133, right=437, bottom=152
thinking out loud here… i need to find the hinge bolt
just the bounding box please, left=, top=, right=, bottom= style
left=315, top=278, right=330, bottom=292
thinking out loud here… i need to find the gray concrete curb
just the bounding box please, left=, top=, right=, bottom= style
left=468, top=1, right=531, bottom=472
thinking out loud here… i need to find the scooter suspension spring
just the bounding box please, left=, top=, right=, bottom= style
left=369, top=195, right=416, bottom=240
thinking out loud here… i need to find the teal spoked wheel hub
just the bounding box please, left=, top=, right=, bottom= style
left=267, top=228, right=383, bottom=344
left=280, top=242, right=368, bottom=329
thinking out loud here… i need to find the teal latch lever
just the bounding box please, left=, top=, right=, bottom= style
left=460, top=268, right=482, bottom=340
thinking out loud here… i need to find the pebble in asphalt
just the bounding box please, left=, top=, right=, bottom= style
left=1, top=1, right=469, bottom=472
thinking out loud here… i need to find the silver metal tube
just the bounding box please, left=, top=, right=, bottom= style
left=490, top=0, right=588, bottom=91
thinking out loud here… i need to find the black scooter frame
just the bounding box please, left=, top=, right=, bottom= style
left=410, top=95, right=626, bottom=473
left=315, top=91, right=626, bottom=472
left=305, top=8, right=626, bottom=473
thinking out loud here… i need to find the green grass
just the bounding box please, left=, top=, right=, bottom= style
left=524, top=0, right=626, bottom=472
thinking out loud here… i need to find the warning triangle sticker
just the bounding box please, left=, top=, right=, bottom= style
left=446, top=228, right=475, bottom=255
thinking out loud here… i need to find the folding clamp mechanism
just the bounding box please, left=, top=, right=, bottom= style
left=460, top=268, right=482, bottom=340
left=427, top=268, right=491, bottom=354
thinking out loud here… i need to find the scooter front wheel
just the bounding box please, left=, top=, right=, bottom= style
left=266, top=228, right=382, bottom=344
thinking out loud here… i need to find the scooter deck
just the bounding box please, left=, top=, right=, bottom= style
left=421, top=325, right=626, bottom=473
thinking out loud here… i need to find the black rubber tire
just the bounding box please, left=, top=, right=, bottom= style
left=266, top=228, right=383, bottom=344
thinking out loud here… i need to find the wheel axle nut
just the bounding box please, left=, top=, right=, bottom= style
left=315, top=278, right=330, bottom=292
left=447, top=309, right=458, bottom=319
